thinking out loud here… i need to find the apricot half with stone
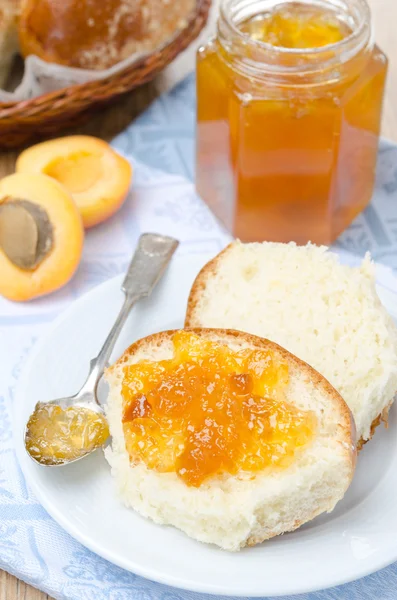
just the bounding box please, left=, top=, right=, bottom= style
left=16, top=136, right=133, bottom=228
left=0, top=173, right=84, bottom=302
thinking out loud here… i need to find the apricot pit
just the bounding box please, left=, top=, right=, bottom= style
left=16, top=136, right=133, bottom=228
left=0, top=173, right=84, bottom=302
left=0, top=199, right=53, bottom=270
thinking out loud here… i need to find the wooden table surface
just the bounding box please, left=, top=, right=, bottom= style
left=1, top=0, right=396, bottom=598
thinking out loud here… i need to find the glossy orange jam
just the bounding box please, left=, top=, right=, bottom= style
left=196, top=1, right=388, bottom=244
left=121, top=332, right=316, bottom=487
left=240, top=4, right=350, bottom=48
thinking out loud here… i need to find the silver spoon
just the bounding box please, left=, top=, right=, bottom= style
left=24, top=233, right=179, bottom=467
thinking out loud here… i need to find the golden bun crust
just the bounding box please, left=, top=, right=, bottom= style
left=18, top=0, right=195, bottom=70
left=185, top=243, right=234, bottom=328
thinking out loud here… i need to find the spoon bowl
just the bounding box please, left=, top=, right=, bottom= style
left=24, top=396, right=108, bottom=467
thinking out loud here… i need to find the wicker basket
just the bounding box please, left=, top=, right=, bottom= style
left=0, top=0, right=211, bottom=149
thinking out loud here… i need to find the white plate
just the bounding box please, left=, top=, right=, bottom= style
left=14, top=250, right=397, bottom=598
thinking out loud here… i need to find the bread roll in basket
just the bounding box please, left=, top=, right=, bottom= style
left=0, top=0, right=211, bottom=148
left=0, top=1, right=19, bottom=89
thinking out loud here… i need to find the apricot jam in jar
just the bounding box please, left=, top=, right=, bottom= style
left=196, top=0, right=387, bottom=244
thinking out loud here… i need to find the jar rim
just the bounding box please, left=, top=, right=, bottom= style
left=219, top=0, right=371, bottom=59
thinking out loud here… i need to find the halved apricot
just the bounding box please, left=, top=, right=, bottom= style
left=0, top=173, right=84, bottom=302
left=16, top=136, right=133, bottom=228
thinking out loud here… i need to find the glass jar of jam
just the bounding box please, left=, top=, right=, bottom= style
left=196, top=0, right=387, bottom=244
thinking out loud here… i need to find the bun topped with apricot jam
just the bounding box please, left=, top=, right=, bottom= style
left=105, top=328, right=355, bottom=551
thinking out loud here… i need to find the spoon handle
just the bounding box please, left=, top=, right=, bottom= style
left=122, top=233, right=180, bottom=297
left=80, top=233, right=179, bottom=395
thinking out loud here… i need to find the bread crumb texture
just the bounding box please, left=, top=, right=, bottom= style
left=105, top=329, right=355, bottom=551
left=186, top=242, right=397, bottom=443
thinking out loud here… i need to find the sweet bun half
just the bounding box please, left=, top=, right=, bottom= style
left=186, top=242, right=397, bottom=446
left=105, top=328, right=355, bottom=551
